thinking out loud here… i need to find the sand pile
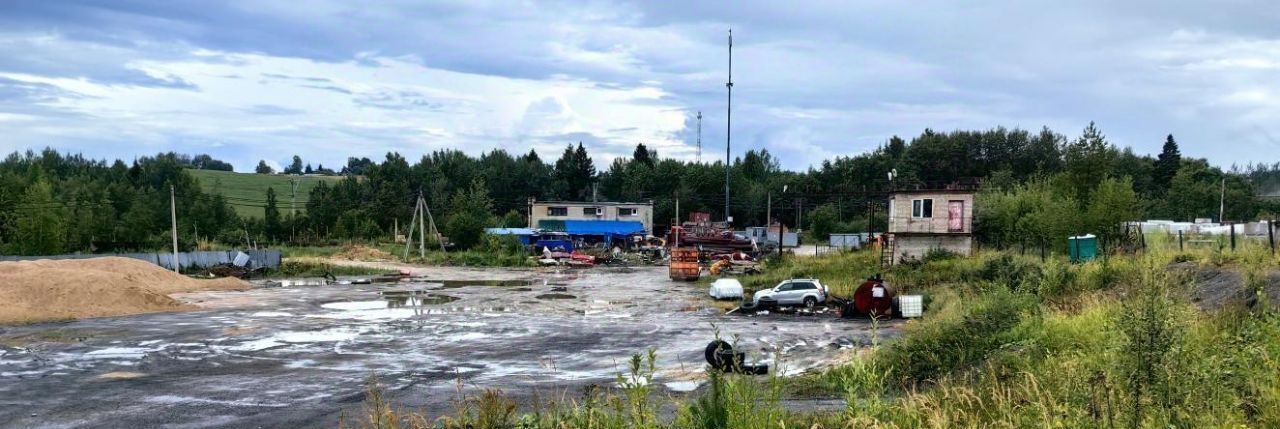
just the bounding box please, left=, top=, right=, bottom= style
left=0, top=257, right=249, bottom=324
left=334, top=244, right=394, bottom=261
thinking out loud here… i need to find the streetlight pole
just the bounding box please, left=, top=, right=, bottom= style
left=724, top=28, right=733, bottom=224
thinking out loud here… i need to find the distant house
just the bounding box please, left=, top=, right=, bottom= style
left=527, top=199, right=655, bottom=235
left=884, top=186, right=975, bottom=264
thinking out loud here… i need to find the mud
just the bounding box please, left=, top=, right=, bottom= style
left=0, top=266, right=899, bottom=429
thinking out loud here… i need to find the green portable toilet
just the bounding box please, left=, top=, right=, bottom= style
left=1068, top=234, right=1098, bottom=262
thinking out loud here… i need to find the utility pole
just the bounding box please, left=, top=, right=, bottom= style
left=766, top=190, right=771, bottom=227
left=423, top=194, right=445, bottom=253
left=169, top=185, right=179, bottom=273
left=696, top=111, right=702, bottom=164
left=1219, top=176, right=1226, bottom=223
left=289, top=178, right=299, bottom=240
left=405, top=195, right=420, bottom=260
left=724, top=28, right=733, bottom=223
left=418, top=194, right=427, bottom=258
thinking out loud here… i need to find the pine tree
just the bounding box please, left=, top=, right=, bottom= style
left=633, top=143, right=655, bottom=167
left=1153, top=134, right=1181, bottom=193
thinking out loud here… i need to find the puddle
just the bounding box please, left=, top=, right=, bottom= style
left=536, top=293, right=576, bottom=300
left=436, top=279, right=536, bottom=289
left=380, top=290, right=459, bottom=306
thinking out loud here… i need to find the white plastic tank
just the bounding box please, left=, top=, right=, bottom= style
left=898, top=295, right=924, bottom=318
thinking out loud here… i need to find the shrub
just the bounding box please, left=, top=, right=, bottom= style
left=879, top=288, right=1038, bottom=385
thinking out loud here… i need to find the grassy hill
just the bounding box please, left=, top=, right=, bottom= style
left=186, top=169, right=344, bottom=218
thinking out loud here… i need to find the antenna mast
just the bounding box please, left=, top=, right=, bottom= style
left=724, top=28, right=733, bottom=222
left=696, top=111, right=703, bottom=163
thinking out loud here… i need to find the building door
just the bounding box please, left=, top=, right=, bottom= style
left=948, top=200, right=964, bottom=232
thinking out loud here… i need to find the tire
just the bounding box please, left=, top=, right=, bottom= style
left=705, top=340, right=732, bottom=368
left=803, top=296, right=817, bottom=309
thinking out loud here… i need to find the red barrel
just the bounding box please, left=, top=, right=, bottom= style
left=852, top=279, right=896, bottom=319
left=671, top=247, right=700, bottom=262
left=669, top=261, right=701, bottom=281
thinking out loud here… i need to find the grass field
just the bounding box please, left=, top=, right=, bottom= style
left=187, top=169, right=344, bottom=218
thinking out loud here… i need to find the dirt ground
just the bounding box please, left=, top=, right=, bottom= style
left=0, top=257, right=248, bottom=324
left=0, top=265, right=898, bottom=429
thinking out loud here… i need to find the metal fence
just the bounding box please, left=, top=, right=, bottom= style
left=0, top=250, right=281, bottom=271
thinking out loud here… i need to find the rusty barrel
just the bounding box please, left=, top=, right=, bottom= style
left=671, top=247, right=700, bottom=262
left=669, top=261, right=701, bottom=281
left=852, top=280, right=897, bottom=319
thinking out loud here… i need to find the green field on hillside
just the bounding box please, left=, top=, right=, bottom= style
left=187, top=169, right=344, bottom=218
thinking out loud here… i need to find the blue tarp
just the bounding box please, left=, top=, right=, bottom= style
left=562, top=220, right=645, bottom=236
left=484, top=228, right=538, bottom=245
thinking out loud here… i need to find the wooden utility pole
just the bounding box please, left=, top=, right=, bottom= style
left=170, top=185, right=179, bottom=273
left=405, top=196, right=421, bottom=260
left=418, top=195, right=426, bottom=258
left=766, top=191, right=771, bottom=226
left=289, top=178, right=300, bottom=241
left=423, top=195, right=445, bottom=253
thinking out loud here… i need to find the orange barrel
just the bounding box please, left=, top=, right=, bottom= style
left=852, top=279, right=897, bottom=319
left=669, top=261, right=702, bottom=281
left=671, top=247, right=700, bottom=262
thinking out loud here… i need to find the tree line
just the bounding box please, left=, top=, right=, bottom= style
left=2, top=122, right=1278, bottom=256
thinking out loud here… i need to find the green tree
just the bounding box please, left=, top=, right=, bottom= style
left=264, top=187, right=281, bottom=241
left=806, top=203, right=840, bottom=241
left=1153, top=134, right=1181, bottom=194
left=286, top=155, right=303, bottom=175
left=1086, top=176, right=1140, bottom=245
left=445, top=179, right=496, bottom=249
left=1063, top=121, right=1117, bottom=201
left=553, top=143, right=596, bottom=200
left=255, top=160, right=273, bottom=174
left=12, top=179, right=66, bottom=255
left=632, top=143, right=655, bottom=168
left=499, top=209, right=524, bottom=228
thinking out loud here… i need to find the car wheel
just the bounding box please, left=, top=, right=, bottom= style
left=803, top=296, right=817, bottom=309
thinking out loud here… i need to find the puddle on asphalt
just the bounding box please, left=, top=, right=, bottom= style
left=320, top=290, right=458, bottom=313
left=381, top=290, right=459, bottom=306
left=436, top=279, right=536, bottom=289
left=535, top=293, right=577, bottom=300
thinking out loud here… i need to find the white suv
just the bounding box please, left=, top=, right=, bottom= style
left=752, top=279, right=828, bottom=308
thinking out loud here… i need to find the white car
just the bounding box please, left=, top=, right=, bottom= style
left=752, top=279, right=828, bottom=308
left=709, top=278, right=744, bottom=300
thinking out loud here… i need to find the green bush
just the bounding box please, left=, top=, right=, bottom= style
left=880, top=288, right=1038, bottom=385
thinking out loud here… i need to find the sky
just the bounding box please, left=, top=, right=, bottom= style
left=1, top=1, right=1278, bottom=172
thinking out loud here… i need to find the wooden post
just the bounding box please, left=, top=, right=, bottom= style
left=1269, top=218, right=1276, bottom=255
left=1178, top=230, right=1184, bottom=252
left=170, top=185, right=179, bottom=273
left=405, top=196, right=420, bottom=260
left=418, top=196, right=426, bottom=258
left=1230, top=222, right=1236, bottom=251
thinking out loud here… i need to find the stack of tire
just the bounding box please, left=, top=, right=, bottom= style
left=669, top=247, right=701, bottom=281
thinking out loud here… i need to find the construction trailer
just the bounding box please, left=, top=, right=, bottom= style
left=883, top=186, right=976, bottom=265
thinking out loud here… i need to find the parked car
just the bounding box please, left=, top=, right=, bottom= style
left=709, top=278, right=744, bottom=300
left=752, top=279, right=828, bottom=308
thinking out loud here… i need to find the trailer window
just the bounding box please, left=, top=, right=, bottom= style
left=912, top=199, right=933, bottom=218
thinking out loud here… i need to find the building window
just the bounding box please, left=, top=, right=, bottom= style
left=582, top=207, right=601, bottom=216
left=618, top=207, right=638, bottom=216
left=912, top=199, right=933, bottom=218
left=547, top=207, right=567, bottom=216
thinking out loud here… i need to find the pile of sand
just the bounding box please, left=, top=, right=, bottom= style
left=333, top=244, right=394, bottom=262
left=0, top=257, right=249, bottom=324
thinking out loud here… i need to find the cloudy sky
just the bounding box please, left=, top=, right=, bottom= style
left=1, top=1, right=1277, bottom=172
